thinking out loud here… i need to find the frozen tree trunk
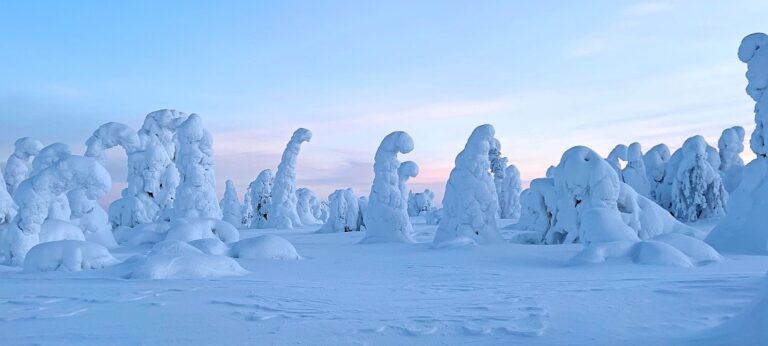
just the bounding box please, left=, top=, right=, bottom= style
left=0, top=156, right=111, bottom=265
left=670, top=136, right=727, bottom=222
left=433, top=124, right=503, bottom=246
left=360, top=131, right=416, bottom=243
left=266, top=128, right=312, bottom=229
left=4, top=137, right=43, bottom=195
left=718, top=126, right=746, bottom=192
left=173, top=114, right=222, bottom=219
left=622, top=142, right=652, bottom=198
left=499, top=164, right=522, bottom=219
left=318, top=188, right=361, bottom=233
left=296, top=187, right=322, bottom=226
left=220, top=180, right=243, bottom=228
left=245, top=169, right=273, bottom=229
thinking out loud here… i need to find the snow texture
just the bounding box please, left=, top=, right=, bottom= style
left=621, top=142, right=651, bottom=198
left=229, top=234, right=301, bottom=260
left=498, top=164, right=522, bottom=219
left=173, top=114, right=221, bottom=219
left=4, top=137, right=43, bottom=195
left=703, top=274, right=768, bottom=344
left=318, top=188, right=362, bottom=233
left=243, top=169, right=273, bottom=228
left=126, top=240, right=246, bottom=279
left=1, top=156, right=111, bottom=265
left=23, top=240, right=118, bottom=272
left=266, top=128, right=312, bottom=229
left=433, top=124, right=502, bottom=246
left=360, top=131, right=415, bottom=243
left=296, top=187, right=322, bottom=226
left=670, top=135, right=727, bottom=222
left=220, top=180, right=243, bottom=228
left=718, top=126, right=746, bottom=192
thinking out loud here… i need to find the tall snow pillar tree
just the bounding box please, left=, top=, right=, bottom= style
left=433, top=124, right=503, bottom=246
left=266, top=128, right=312, bottom=229
left=360, top=131, right=416, bottom=243
left=706, top=33, right=768, bottom=254
left=173, top=114, right=222, bottom=220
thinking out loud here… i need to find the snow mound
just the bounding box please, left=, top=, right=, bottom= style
left=229, top=235, right=301, bottom=260
left=23, top=240, right=118, bottom=272
left=39, top=219, right=85, bottom=243
left=127, top=240, right=246, bottom=279
left=631, top=241, right=694, bottom=268
left=165, top=218, right=240, bottom=244
left=113, top=222, right=170, bottom=246
left=189, top=238, right=230, bottom=256
left=570, top=233, right=720, bottom=267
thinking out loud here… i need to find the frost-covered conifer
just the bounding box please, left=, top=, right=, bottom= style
left=296, top=187, right=323, bottom=226
left=433, top=124, right=502, bottom=246
left=4, top=137, right=43, bottom=194
left=621, top=142, right=652, bottom=198
left=499, top=164, right=522, bottom=219
left=266, top=128, right=312, bottom=229
left=718, top=126, right=746, bottom=192
left=318, top=188, right=362, bottom=233
left=489, top=138, right=508, bottom=205
left=245, top=169, right=273, bottom=228
left=670, top=136, right=727, bottom=221
left=360, top=131, right=415, bottom=243
left=642, top=144, right=671, bottom=201
left=407, top=189, right=435, bottom=217
left=173, top=114, right=221, bottom=219
left=220, top=180, right=243, bottom=228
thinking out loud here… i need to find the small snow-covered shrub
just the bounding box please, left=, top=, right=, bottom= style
left=266, top=128, right=312, bottom=229
left=512, top=178, right=557, bottom=242
left=243, top=169, right=273, bottom=228
left=408, top=189, right=435, bottom=217
left=23, top=240, right=118, bottom=272
left=229, top=235, right=301, bottom=260
left=670, top=136, right=727, bottom=221
left=126, top=240, right=246, bottom=279
left=296, top=187, right=322, bottom=226
left=360, top=131, right=415, bottom=243
left=318, top=188, right=362, bottom=233
left=220, top=180, right=243, bottom=228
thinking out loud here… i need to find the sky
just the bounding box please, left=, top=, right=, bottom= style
left=0, top=0, right=766, bottom=206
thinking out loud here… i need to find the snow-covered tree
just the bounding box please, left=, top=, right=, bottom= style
left=514, top=178, right=557, bottom=241
left=670, top=135, right=727, bottom=222
left=621, top=142, right=652, bottom=198
left=718, top=126, right=746, bottom=192
left=138, top=109, right=187, bottom=160
left=244, top=169, right=273, bottom=228
left=0, top=156, right=111, bottom=265
left=85, top=122, right=142, bottom=165
left=433, top=124, right=502, bottom=246
left=266, top=128, right=312, bottom=229
left=318, top=188, right=362, bottom=233
left=499, top=164, right=522, bottom=219
left=360, top=131, right=415, bottom=243
left=642, top=143, right=671, bottom=202
left=4, top=137, right=43, bottom=195
left=397, top=160, right=419, bottom=202
left=173, top=114, right=221, bottom=219
left=407, top=189, right=435, bottom=217
left=606, top=144, right=628, bottom=178
left=30, top=143, right=73, bottom=221
left=706, top=33, right=768, bottom=254
left=220, top=180, right=243, bottom=228
left=296, top=187, right=323, bottom=226
left=0, top=172, right=17, bottom=225
left=489, top=138, right=508, bottom=206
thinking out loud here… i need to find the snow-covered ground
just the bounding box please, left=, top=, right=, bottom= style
left=0, top=217, right=763, bottom=345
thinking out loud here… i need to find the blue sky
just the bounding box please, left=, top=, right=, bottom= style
left=0, top=1, right=766, bottom=204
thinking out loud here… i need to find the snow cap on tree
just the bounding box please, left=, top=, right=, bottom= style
left=397, top=160, right=419, bottom=202
left=670, top=135, right=727, bottom=222
left=433, top=124, right=502, bottom=246
left=85, top=122, right=141, bottom=165
left=266, top=128, right=312, bottom=229
left=4, top=137, right=43, bottom=194
left=220, top=180, right=243, bottom=228
left=606, top=144, right=628, bottom=178
left=360, top=131, right=415, bottom=243
left=739, top=33, right=768, bottom=156
left=622, top=142, right=652, bottom=198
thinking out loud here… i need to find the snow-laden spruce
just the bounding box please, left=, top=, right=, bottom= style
left=606, top=144, right=628, bottom=178
left=220, top=180, right=243, bottom=228
left=4, top=137, right=43, bottom=195
left=489, top=138, right=508, bottom=209
left=0, top=156, right=111, bottom=265
left=498, top=164, right=522, bottom=219
left=296, top=187, right=323, bottom=225
left=360, top=131, right=415, bottom=243
left=670, top=136, right=727, bottom=222
left=397, top=160, right=419, bottom=203
left=407, top=189, right=435, bottom=217
left=266, top=128, right=312, bottom=229
left=706, top=33, right=768, bottom=254
left=173, top=114, right=221, bottom=219
left=621, top=142, right=651, bottom=198
left=138, top=109, right=188, bottom=160
left=243, top=169, right=273, bottom=229
left=718, top=126, right=746, bottom=192
left=433, top=124, right=503, bottom=246
left=643, top=143, right=671, bottom=202
left=318, top=188, right=362, bottom=233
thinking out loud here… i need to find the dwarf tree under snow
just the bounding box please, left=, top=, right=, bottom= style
left=4, top=137, right=43, bottom=195
left=643, top=143, right=671, bottom=202
left=718, top=126, right=746, bottom=192
left=296, top=187, right=322, bottom=226
left=621, top=142, right=652, bottom=198
left=173, top=114, right=221, bottom=219
left=433, top=124, right=503, bottom=246
left=0, top=156, right=111, bottom=265
left=499, top=164, right=522, bottom=219
left=360, top=131, right=415, bottom=243
left=706, top=33, right=768, bottom=254
left=220, top=180, right=243, bottom=228
left=266, top=128, right=312, bottom=229
left=243, top=169, right=273, bottom=228
left=670, top=136, right=727, bottom=222
left=318, top=188, right=362, bottom=233
left=407, top=189, right=435, bottom=217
